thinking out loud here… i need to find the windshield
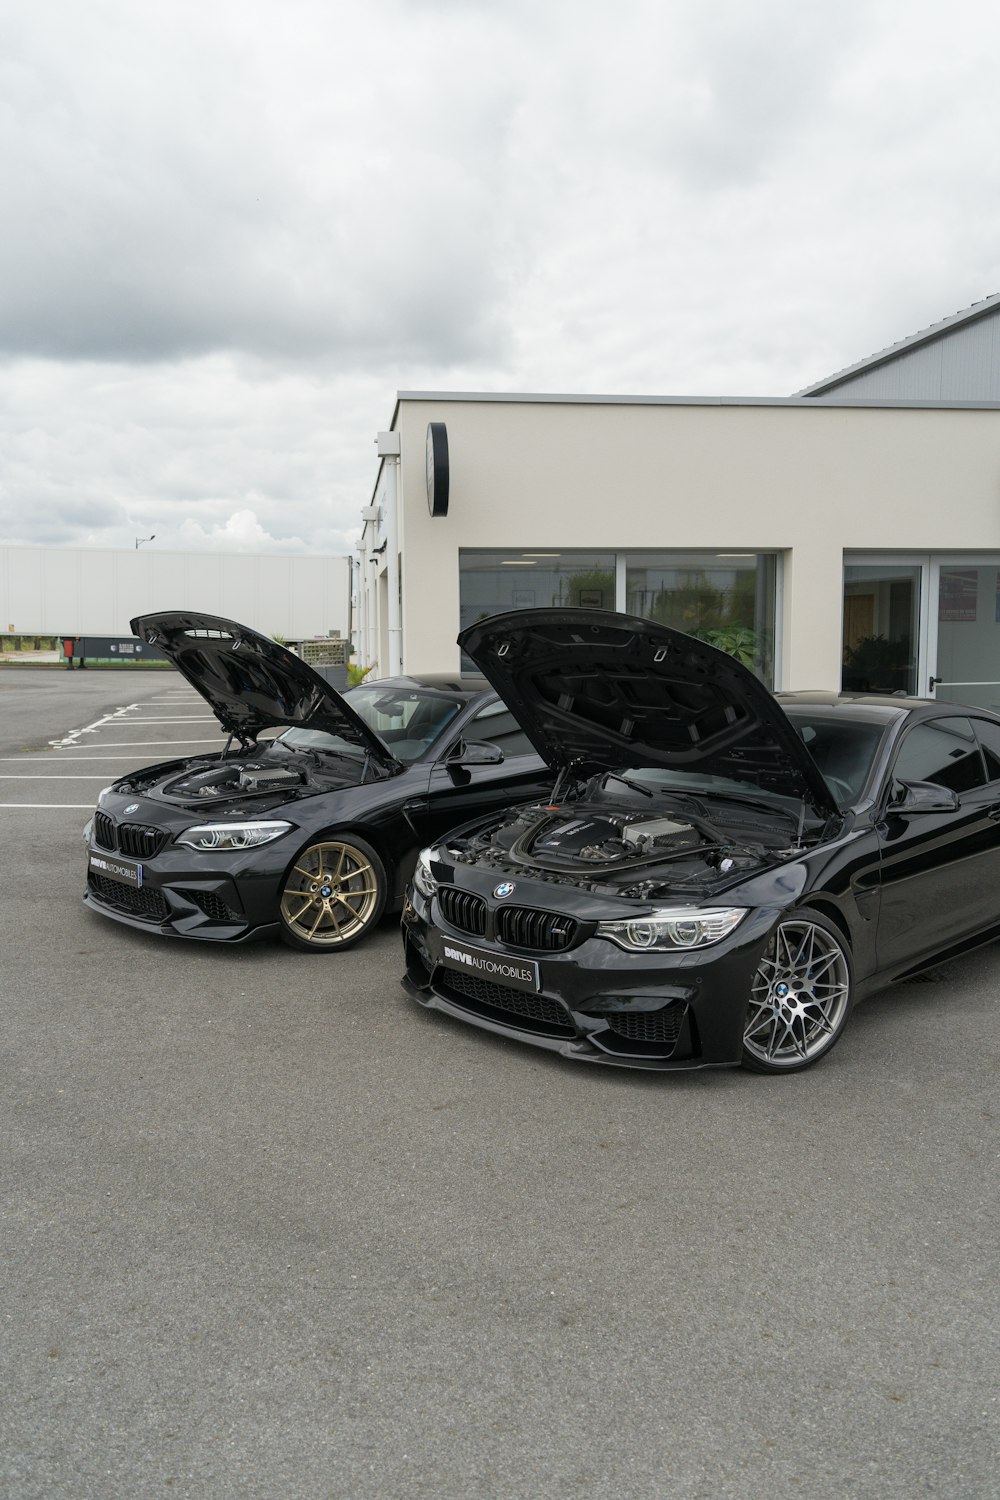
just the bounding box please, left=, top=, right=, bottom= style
left=591, top=711, right=886, bottom=812
left=279, top=685, right=465, bottom=764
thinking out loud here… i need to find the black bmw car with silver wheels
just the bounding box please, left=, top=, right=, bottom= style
left=403, top=608, right=1000, bottom=1072
left=84, top=612, right=550, bottom=952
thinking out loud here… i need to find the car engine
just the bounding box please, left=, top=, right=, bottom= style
left=446, top=795, right=813, bottom=898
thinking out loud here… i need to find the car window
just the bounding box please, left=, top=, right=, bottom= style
left=971, top=717, right=1000, bottom=784
left=892, top=716, right=986, bottom=793
left=784, top=714, right=886, bottom=804
left=456, top=699, right=535, bottom=757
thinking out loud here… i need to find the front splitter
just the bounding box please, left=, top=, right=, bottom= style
left=82, top=889, right=278, bottom=944
left=401, top=973, right=734, bottom=1072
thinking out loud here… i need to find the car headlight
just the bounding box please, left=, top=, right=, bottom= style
left=596, top=907, right=747, bottom=951
left=175, top=821, right=293, bottom=851
left=412, top=846, right=437, bottom=900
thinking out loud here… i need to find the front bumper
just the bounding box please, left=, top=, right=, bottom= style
left=401, top=880, right=779, bottom=1071
left=83, top=814, right=285, bottom=944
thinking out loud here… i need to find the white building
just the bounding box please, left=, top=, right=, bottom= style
left=355, top=295, right=1000, bottom=711
left=0, top=545, right=350, bottom=642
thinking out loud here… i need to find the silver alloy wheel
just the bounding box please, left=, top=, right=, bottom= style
left=279, top=839, right=381, bottom=948
left=744, top=918, right=851, bottom=1069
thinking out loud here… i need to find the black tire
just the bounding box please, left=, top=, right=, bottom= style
left=741, top=907, right=854, bottom=1073
left=278, top=833, right=387, bottom=952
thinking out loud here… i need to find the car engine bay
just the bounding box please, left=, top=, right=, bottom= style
left=109, top=745, right=378, bottom=807
left=444, top=782, right=828, bottom=899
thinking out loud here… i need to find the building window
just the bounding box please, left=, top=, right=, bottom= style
left=842, top=564, right=920, bottom=695
left=459, top=551, right=615, bottom=668
left=459, top=549, right=778, bottom=685
left=626, top=553, right=777, bottom=686
left=459, top=551, right=615, bottom=624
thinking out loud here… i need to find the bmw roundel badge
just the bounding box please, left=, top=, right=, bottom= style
left=494, top=882, right=515, bottom=899
left=124, top=804, right=140, bottom=814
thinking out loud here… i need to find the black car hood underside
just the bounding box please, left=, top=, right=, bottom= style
left=458, top=608, right=838, bottom=817
left=131, top=611, right=399, bottom=767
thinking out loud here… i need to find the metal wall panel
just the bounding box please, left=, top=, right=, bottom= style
left=812, top=310, right=1000, bottom=400
left=0, top=546, right=350, bottom=637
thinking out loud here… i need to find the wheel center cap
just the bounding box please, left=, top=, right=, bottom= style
left=775, top=982, right=790, bottom=998
left=320, top=885, right=332, bottom=898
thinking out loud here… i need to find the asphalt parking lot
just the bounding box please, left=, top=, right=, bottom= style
left=1, top=668, right=997, bottom=1500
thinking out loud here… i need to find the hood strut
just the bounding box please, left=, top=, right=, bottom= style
left=220, top=730, right=255, bottom=759
left=547, top=761, right=581, bottom=807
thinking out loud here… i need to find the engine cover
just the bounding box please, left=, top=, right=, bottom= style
left=237, top=764, right=303, bottom=792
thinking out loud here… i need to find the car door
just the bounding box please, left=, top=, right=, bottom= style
left=409, top=698, right=553, bottom=847
left=875, top=715, right=1000, bottom=969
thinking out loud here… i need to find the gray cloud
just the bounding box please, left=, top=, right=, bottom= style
left=0, top=1, right=516, bottom=365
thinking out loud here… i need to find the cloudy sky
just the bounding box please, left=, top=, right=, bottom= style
left=2, top=0, right=999, bottom=556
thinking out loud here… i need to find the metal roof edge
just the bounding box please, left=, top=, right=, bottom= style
left=793, top=293, right=1000, bottom=397
left=394, top=390, right=1000, bottom=412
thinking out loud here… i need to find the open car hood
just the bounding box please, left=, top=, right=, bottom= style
left=458, top=608, right=839, bottom=818
left=131, top=611, right=399, bottom=767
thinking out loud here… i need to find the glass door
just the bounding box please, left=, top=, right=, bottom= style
left=929, top=558, right=1000, bottom=711
left=842, top=557, right=928, bottom=696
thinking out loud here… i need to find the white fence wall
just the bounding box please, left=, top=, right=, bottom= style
left=0, top=547, right=351, bottom=639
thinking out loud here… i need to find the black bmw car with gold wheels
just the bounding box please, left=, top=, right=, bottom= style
left=403, top=608, right=1000, bottom=1072
left=83, top=612, right=550, bottom=952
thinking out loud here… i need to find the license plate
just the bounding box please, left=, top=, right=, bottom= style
left=439, top=937, right=539, bottom=993
left=88, top=851, right=143, bottom=888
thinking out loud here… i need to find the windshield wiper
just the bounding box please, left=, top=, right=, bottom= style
left=602, top=772, right=655, bottom=798
left=689, top=787, right=804, bottom=826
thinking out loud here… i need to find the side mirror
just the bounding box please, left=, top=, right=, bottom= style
left=891, top=778, right=960, bottom=814
left=448, top=739, right=504, bottom=767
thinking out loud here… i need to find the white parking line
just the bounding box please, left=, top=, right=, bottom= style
left=49, top=704, right=142, bottom=750
left=58, top=739, right=224, bottom=748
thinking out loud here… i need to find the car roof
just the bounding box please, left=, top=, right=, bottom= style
left=777, top=691, right=919, bottom=725
left=363, top=674, right=490, bottom=697
left=777, top=691, right=1000, bottom=729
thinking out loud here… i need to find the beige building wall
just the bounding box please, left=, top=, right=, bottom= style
left=378, top=396, right=1000, bottom=690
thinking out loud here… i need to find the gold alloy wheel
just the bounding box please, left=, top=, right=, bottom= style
left=279, top=838, right=384, bottom=949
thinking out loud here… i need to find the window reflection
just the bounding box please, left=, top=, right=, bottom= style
left=459, top=551, right=615, bottom=671
left=893, top=717, right=984, bottom=792
left=458, top=550, right=778, bottom=686
left=626, top=554, right=776, bottom=685
left=842, top=565, right=919, bottom=695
